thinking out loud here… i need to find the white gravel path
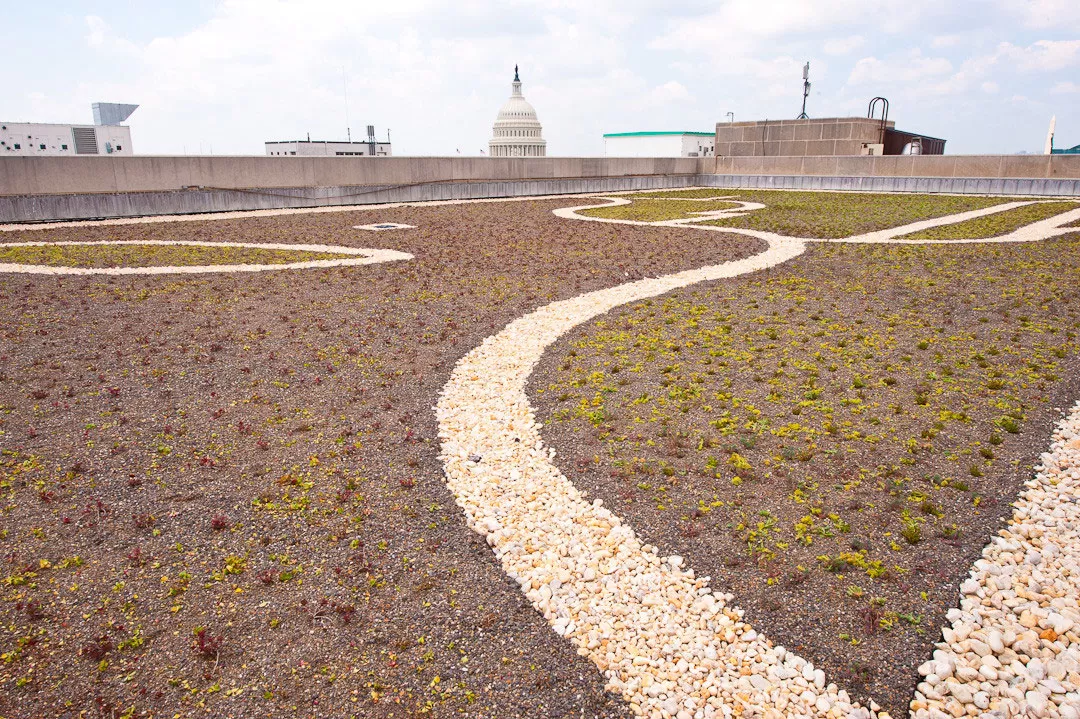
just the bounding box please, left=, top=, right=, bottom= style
left=912, top=401, right=1080, bottom=719
left=556, top=197, right=1080, bottom=245
left=0, top=191, right=639, bottom=233
left=0, top=239, right=412, bottom=275
left=437, top=194, right=1080, bottom=718
left=435, top=235, right=888, bottom=719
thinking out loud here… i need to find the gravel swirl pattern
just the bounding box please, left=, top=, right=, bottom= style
left=0, top=239, right=412, bottom=275
left=438, top=194, right=1080, bottom=719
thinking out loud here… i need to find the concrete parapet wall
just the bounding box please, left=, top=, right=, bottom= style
left=0, top=156, right=705, bottom=197
left=700, top=174, right=1080, bottom=197
left=0, top=175, right=703, bottom=223
left=2, top=154, right=1078, bottom=223
left=712, top=154, right=1080, bottom=179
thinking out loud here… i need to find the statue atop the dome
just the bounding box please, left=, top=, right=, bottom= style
left=514, top=64, right=519, bottom=82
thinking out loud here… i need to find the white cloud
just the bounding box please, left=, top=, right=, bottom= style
left=823, top=35, right=865, bottom=56
left=1051, top=81, right=1080, bottom=94
left=84, top=15, right=107, bottom=47
left=847, top=50, right=952, bottom=86
left=646, top=81, right=692, bottom=105
left=931, top=34, right=961, bottom=48
left=981, top=81, right=999, bottom=93
left=994, top=40, right=1080, bottom=71
left=1000, top=0, right=1080, bottom=29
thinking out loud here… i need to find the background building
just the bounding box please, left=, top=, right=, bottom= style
left=714, top=117, right=945, bottom=157
left=1, top=102, right=137, bottom=156
left=488, top=66, right=546, bottom=158
left=266, top=126, right=391, bottom=156
left=604, top=131, right=715, bottom=158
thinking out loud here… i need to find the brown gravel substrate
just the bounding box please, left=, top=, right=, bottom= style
left=0, top=200, right=764, bottom=719
left=531, top=236, right=1080, bottom=717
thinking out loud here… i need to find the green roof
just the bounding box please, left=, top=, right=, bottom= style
left=603, top=131, right=714, bottom=138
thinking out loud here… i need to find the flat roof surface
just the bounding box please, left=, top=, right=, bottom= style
left=266, top=140, right=389, bottom=145
left=1, top=122, right=123, bottom=128
left=603, top=131, right=714, bottom=138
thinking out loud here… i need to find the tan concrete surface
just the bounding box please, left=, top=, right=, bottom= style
left=709, top=154, right=1080, bottom=178
left=0, top=156, right=705, bottom=197
left=4, top=153, right=1078, bottom=200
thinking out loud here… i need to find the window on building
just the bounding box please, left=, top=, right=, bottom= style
left=290, top=151, right=296, bottom=155
left=39, top=144, right=46, bottom=150
left=116, top=145, right=122, bottom=151
left=13, top=143, right=20, bottom=149
left=62, top=144, right=68, bottom=150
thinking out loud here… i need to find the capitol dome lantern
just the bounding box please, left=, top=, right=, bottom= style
left=488, top=65, right=546, bottom=158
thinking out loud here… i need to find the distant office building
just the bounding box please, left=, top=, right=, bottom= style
left=604, top=131, right=715, bottom=158
left=266, top=126, right=391, bottom=156
left=1, top=102, right=137, bottom=156
left=489, top=66, right=546, bottom=158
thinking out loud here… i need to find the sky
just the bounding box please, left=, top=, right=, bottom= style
left=2, top=0, right=1078, bottom=156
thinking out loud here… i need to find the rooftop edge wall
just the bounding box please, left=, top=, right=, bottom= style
left=712, top=154, right=1080, bottom=179
left=0, top=156, right=705, bottom=197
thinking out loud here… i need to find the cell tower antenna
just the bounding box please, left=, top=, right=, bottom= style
left=797, top=62, right=811, bottom=119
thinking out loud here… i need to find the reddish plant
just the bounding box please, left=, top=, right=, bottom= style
left=333, top=601, right=357, bottom=624
left=80, top=499, right=109, bottom=527
left=210, top=514, right=229, bottom=531
left=18, top=601, right=45, bottom=621
left=132, top=513, right=156, bottom=529
left=80, top=635, right=113, bottom=661
left=192, top=628, right=224, bottom=659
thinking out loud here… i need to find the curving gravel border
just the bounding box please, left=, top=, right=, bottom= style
left=0, top=239, right=412, bottom=275
left=438, top=195, right=1080, bottom=718
left=557, top=197, right=1080, bottom=246
left=912, top=400, right=1080, bottom=719
left=436, top=235, right=897, bottom=719
left=0, top=192, right=641, bottom=234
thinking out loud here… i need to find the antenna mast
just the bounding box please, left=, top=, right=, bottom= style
left=797, top=62, right=811, bottom=119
